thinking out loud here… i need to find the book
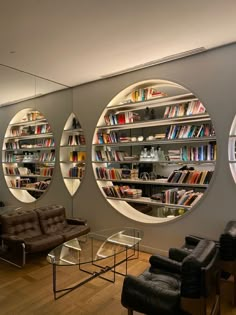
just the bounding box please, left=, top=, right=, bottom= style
left=163, top=106, right=170, bottom=118
left=190, top=192, right=203, bottom=206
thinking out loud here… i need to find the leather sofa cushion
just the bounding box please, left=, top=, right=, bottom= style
left=35, top=205, right=67, bottom=234
left=1, top=210, right=42, bottom=238
left=121, top=270, right=182, bottom=315
left=24, top=234, right=63, bottom=253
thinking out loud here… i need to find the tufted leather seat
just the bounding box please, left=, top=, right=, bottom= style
left=121, top=239, right=220, bottom=315
left=35, top=205, right=90, bottom=241
left=0, top=209, right=63, bottom=253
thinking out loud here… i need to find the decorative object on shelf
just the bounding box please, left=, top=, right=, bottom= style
left=72, top=117, right=81, bottom=129
left=92, top=79, right=217, bottom=223
left=60, top=113, right=86, bottom=196
left=2, top=108, right=56, bottom=203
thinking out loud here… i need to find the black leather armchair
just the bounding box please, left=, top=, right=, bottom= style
left=183, top=221, right=236, bottom=306
left=121, top=239, right=220, bottom=315
left=219, top=221, right=236, bottom=305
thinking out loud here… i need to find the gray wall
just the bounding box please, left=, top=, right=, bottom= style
left=1, top=43, right=236, bottom=254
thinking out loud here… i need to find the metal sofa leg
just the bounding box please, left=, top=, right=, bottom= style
left=0, top=241, right=26, bottom=268
left=22, top=243, right=26, bottom=267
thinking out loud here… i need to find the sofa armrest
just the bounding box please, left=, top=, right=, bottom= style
left=185, top=234, right=219, bottom=249
left=169, top=247, right=190, bottom=262
left=66, top=218, right=87, bottom=225
left=0, top=235, right=26, bottom=267
left=149, top=254, right=182, bottom=273
left=1, top=234, right=25, bottom=244
left=184, top=234, right=202, bottom=247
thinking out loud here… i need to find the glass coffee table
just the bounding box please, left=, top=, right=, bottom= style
left=47, top=227, right=143, bottom=299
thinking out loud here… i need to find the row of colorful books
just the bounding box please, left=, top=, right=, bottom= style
left=39, top=167, right=54, bottom=176
left=10, top=178, right=30, bottom=188
left=95, top=149, right=128, bottom=162
left=95, top=167, right=139, bottom=180
left=10, top=124, right=51, bottom=137
left=104, top=112, right=140, bottom=126
left=163, top=100, right=206, bottom=118
left=96, top=131, right=119, bottom=144
left=5, top=166, right=24, bottom=175
left=167, top=170, right=214, bottom=185
left=95, top=125, right=215, bottom=146
left=67, top=134, right=86, bottom=146
left=69, top=166, right=85, bottom=178
left=5, top=138, right=55, bottom=150
left=166, top=123, right=215, bottom=139
left=162, top=188, right=203, bottom=206
left=102, top=185, right=142, bottom=199
left=32, top=180, right=50, bottom=191
left=151, top=188, right=203, bottom=206
left=39, top=152, right=55, bottom=162
left=69, top=151, right=86, bottom=162
left=102, top=184, right=202, bottom=206
left=121, top=87, right=166, bottom=103
left=168, top=144, right=217, bottom=161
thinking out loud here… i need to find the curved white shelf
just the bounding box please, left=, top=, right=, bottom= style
left=60, top=113, right=86, bottom=196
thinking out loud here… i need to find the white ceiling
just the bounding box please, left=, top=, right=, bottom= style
left=0, top=0, right=236, bottom=105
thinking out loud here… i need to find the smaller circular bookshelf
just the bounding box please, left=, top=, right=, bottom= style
left=60, top=113, right=86, bottom=196
left=228, top=115, right=236, bottom=183
left=92, top=79, right=217, bottom=223
left=2, top=108, right=56, bottom=203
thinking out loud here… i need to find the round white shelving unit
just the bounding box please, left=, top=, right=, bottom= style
left=92, top=79, right=217, bottom=223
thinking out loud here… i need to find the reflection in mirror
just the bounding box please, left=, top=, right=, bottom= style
left=0, top=64, right=67, bottom=107
left=92, top=79, right=216, bottom=224
left=2, top=108, right=56, bottom=203
left=0, top=64, right=67, bottom=208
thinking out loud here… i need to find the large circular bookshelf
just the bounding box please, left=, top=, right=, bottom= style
left=92, top=79, right=217, bottom=223
left=2, top=108, right=55, bottom=203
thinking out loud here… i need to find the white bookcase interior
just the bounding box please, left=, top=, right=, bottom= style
left=60, top=113, right=86, bottom=196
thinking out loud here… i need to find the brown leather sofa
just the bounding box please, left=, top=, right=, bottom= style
left=0, top=205, right=90, bottom=267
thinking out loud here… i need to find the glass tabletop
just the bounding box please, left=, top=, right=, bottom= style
left=47, top=227, right=143, bottom=266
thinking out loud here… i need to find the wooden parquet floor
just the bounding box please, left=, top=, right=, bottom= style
left=0, top=251, right=235, bottom=315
